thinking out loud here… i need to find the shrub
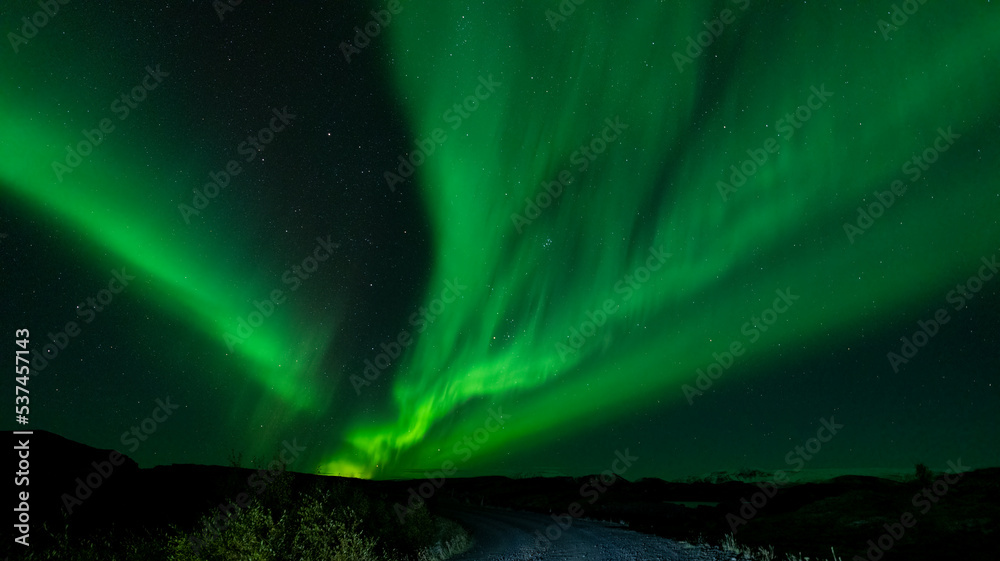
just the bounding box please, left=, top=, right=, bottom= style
left=288, top=490, right=384, bottom=561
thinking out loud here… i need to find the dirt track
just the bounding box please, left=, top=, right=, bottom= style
left=440, top=505, right=732, bottom=561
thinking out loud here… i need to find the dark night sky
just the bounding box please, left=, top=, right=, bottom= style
left=2, top=0, right=998, bottom=481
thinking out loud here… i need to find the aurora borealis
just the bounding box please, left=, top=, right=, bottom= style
left=2, top=0, right=999, bottom=483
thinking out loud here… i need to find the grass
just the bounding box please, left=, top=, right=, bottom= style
left=719, top=533, right=844, bottom=561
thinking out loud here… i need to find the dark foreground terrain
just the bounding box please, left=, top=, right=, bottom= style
left=5, top=431, right=471, bottom=560
left=439, top=505, right=732, bottom=561
left=432, top=468, right=999, bottom=561
left=5, top=431, right=997, bottom=560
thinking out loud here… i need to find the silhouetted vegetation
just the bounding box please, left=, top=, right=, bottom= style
left=14, top=482, right=469, bottom=561
left=914, top=462, right=933, bottom=485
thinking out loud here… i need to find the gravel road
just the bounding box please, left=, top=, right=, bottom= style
left=440, top=506, right=733, bottom=561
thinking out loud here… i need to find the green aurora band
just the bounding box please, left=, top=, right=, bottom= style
left=0, top=1, right=997, bottom=477
left=320, top=1, right=1000, bottom=477
left=1, top=41, right=340, bottom=436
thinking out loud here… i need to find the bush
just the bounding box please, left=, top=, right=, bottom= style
left=166, top=489, right=390, bottom=561
left=288, top=490, right=385, bottom=561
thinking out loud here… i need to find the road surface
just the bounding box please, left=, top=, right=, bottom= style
left=439, top=506, right=731, bottom=561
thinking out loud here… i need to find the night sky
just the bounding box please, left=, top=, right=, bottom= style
left=2, top=1, right=998, bottom=482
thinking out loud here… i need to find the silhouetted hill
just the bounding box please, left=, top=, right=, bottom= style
left=5, top=430, right=998, bottom=561
left=427, top=466, right=1000, bottom=561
